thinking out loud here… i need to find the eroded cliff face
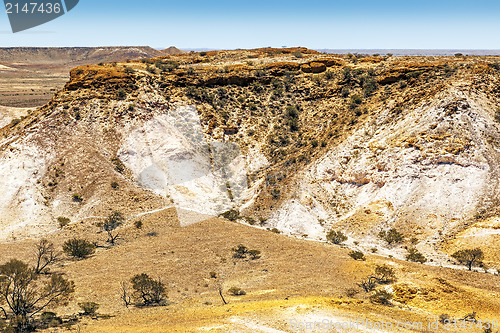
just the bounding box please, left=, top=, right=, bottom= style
left=1, top=48, right=500, bottom=264
left=267, top=83, right=500, bottom=261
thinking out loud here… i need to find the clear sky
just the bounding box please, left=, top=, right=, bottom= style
left=1, top=0, right=500, bottom=49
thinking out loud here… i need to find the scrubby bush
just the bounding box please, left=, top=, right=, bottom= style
left=326, top=230, right=348, bottom=245
left=220, top=209, right=240, bottom=221
left=232, top=245, right=261, bottom=260
left=72, top=193, right=83, bottom=203
left=349, top=251, right=366, bottom=261
left=57, top=216, right=70, bottom=228
left=232, top=244, right=248, bottom=259
left=63, top=238, right=95, bottom=259
left=248, top=249, right=261, bottom=260
left=439, top=313, right=450, bottom=324
left=78, top=302, right=99, bottom=315
left=378, top=228, right=404, bottom=245
left=406, top=248, right=427, bottom=263
left=131, top=273, right=166, bottom=305
left=134, top=220, right=143, bottom=229
left=270, top=228, right=281, bottom=234
left=375, top=265, right=396, bottom=283
left=0, top=260, right=74, bottom=329
left=362, top=76, right=378, bottom=97
left=228, top=287, right=246, bottom=296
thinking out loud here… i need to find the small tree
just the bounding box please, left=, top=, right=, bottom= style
left=0, top=260, right=74, bottom=330
left=451, top=248, right=484, bottom=271
left=326, top=230, right=348, bottom=245
left=378, top=228, right=404, bottom=245
left=406, top=248, right=427, bottom=263
left=102, top=212, right=125, bottom=245
left=63, top=238, right=95, bottom=259
left=131, top=274, right=166, bottom=306
left=232, top=245, right=248, bottom=259
left=247, top=250, right=261, bottom=260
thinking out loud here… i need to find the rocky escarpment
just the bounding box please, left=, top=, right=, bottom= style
left=1, top=48, right=500, bottom=267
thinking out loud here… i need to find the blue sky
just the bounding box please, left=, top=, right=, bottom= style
left=1, top=0, right=500, bottom=49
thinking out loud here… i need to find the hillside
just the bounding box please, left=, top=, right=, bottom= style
left=0, top=48, right=500, bottom=331
left=0, top=46, right=171, bottom=107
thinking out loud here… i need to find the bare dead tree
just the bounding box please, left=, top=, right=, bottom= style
left=358, top=276, right=378, bottom=292
left=34, top=239, right=60, bottom=274
left=210, top=256, right=238, bottom=305
left=120, top=281, right=132, bottom=308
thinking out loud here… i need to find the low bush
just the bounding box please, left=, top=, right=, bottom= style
left=228, top=287, right=246, bottom=296
left=57, top=216, right=70, bottom=228
left=78, top=302, right=99, bottom=315
left=63, top=238, right=95, bottom=259
left=326, top=230, right=348, bottom=245
left=349, top=251, right=366, bottom=261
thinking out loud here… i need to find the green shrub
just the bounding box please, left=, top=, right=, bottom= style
left=349, top=251, right=366, bottom=261
left=326, top=230, right=348, bottom=245
left=292, top=51, right=303, bottom=58
left=228, top=287, right=246, bottom=296
left=72, top=193, right=83, bottom=203
left=378, top=228, right=404, bottom=245
left=375, top=265, right=396, bottom=283
left=248, top=249, right=261, bottom=260
left=111, top=182, right=119, bottom=189
left=131, top=273, right=166, bottom=305
left=63, top=238, right=95, bottom=259
left=270, top=228, right=281, bottom=234
left=78, top=302, right=99, bottom=315
left=220, top=209, right=240, bottom=221
left=57, top=216, right=70, bottom=228
left=232, top=244, right=248, bottom=259
left=362, top=76, right=378, bottom=96
left=325, top=70, right=334, bottom=80
left=134, top=220, right=143, bottom=229
left=406, top=248, right=427, bottom=263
